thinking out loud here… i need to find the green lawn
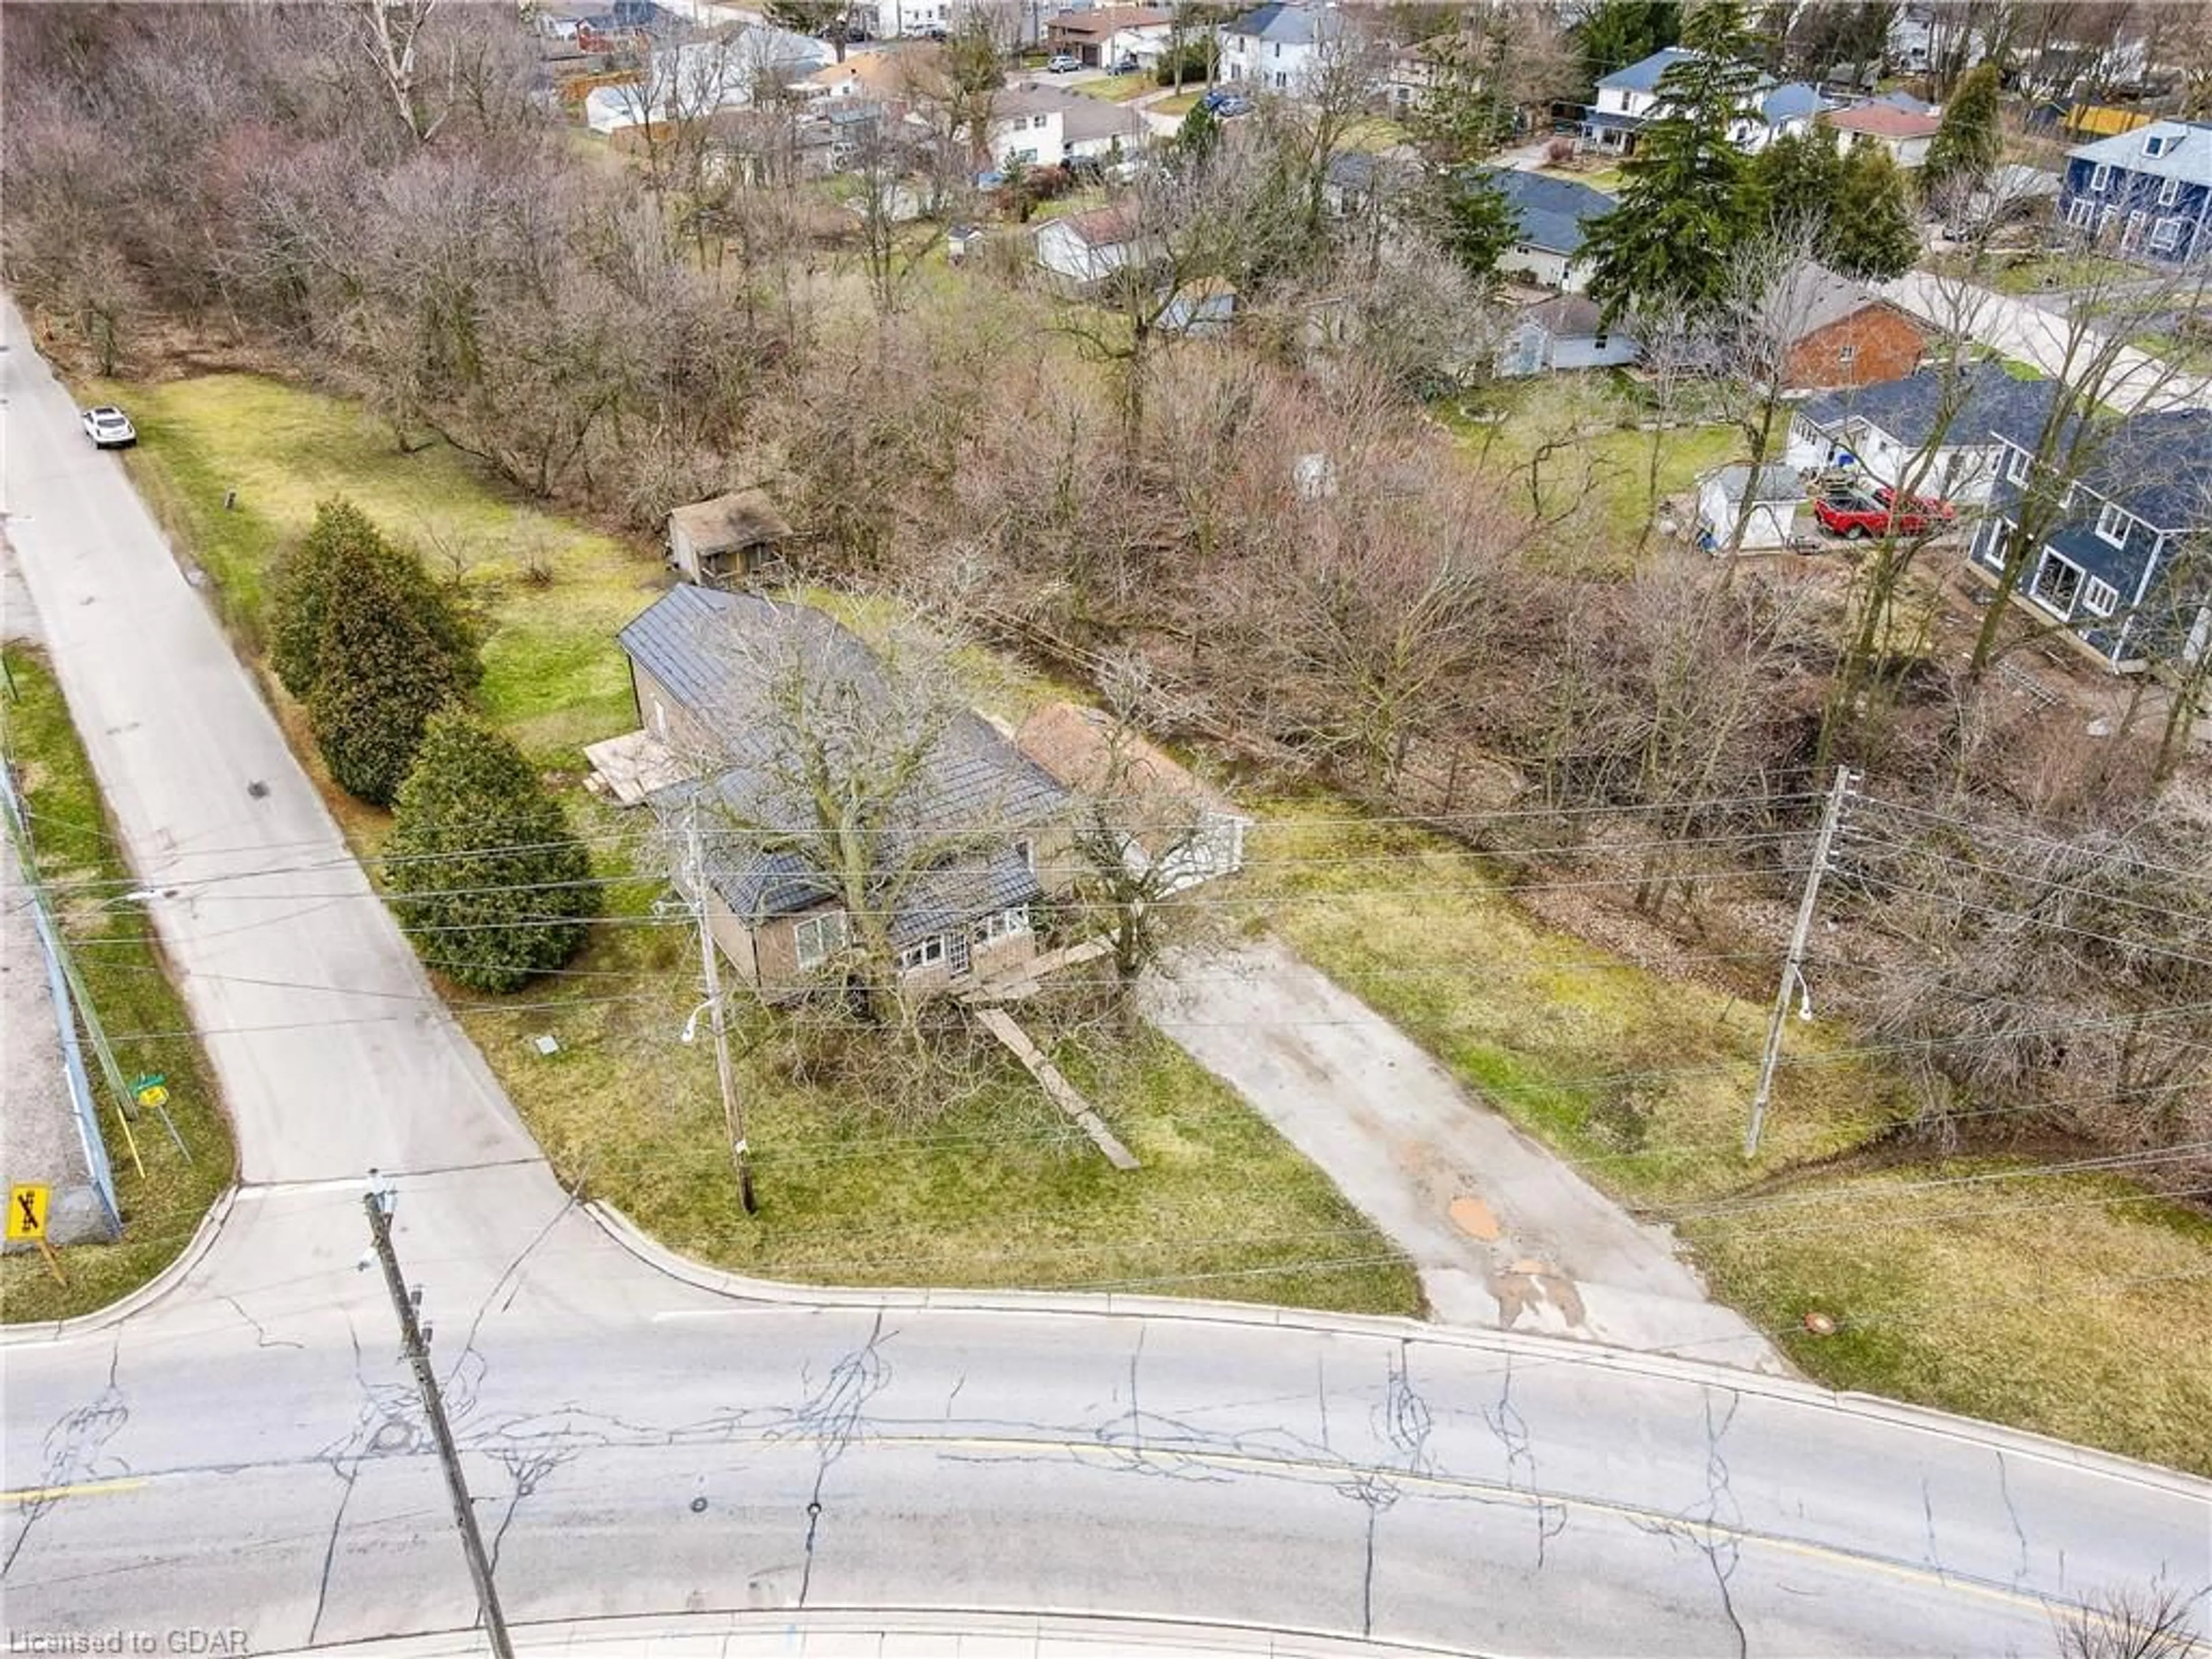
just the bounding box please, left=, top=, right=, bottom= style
left=1248, top=801, right=2212, bottom=1474
left=1928, top=249, right=2147, bottom=298
left=1152, top=90, right=1204, bottom=118
left=107, top=373, right=1422, bottom=1318
left=2135, top=325, right=2212, bottom=376
left=1537, top=164, right=1624, bottom=195
left=1, top=647, right=236, bottom=1323
left=1442, top=387, right=1743, bottom=564
left=1081, top=75, right=1160, bottom=104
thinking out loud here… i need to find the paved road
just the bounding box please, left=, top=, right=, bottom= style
left=1146, top=943, right=1782, bottom=1372
left=1877, top=270, right=2212, bottom=413
left=3, top=294, right=2208, bottom=1657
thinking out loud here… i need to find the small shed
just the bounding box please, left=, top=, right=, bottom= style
left=1695, top=464, right=1805, bottom=552
left=666, top=491, right=791, bottom=586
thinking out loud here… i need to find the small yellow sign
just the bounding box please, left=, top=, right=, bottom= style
left=7, top=1185, right=51, bottom=1242
left=135, top=1082, right=169, bottom=1111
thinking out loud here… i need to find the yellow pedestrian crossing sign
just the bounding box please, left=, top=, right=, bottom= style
left=8, top=1185, right=51, bottom=1241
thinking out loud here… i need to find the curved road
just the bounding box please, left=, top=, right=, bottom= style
left=3, top=297, right=2207, bottom=1657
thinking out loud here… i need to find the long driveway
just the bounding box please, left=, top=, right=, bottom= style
left=1145, top=942, right=1782, bottom=1372
left=3, top=294, right=2207, bottom=1657
left=1876, top=270, right=2212, bottom=412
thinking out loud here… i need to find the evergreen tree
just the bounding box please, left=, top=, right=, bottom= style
left=1575, top=0, right=1681, bottom=102
left=270, top=498, right=478, bottom=701
left=308, top=535, right=468, bottom=806
left=1746, top=126, right=1844, bottom=233
left=1583, top=0, right=1763, bottom=323
left=1922, top=63, right=2002, bottom=198
left=1824, top=145, right=1919, bottom=280
left=1438, top=168, right=1518, bottom=290
left=385, top=711, right=594, bottom=993
left=1176, top=99, right=1219, bottom=161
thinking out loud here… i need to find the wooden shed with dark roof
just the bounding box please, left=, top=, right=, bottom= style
left=666, top=490, right=791, bottom=586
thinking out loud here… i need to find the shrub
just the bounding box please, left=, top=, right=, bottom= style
left=308, top=545, right=469, bottom=806
left=270, top=498, right=479, bottom=699
left=384, top=712, right=596, bottom=993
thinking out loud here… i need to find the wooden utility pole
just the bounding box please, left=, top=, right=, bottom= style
left=1744, top=766, right=1858, bottom=1160
left=361, top=1185, right=516, bottom=1659
left=687, top=811, right=757, bottom=1213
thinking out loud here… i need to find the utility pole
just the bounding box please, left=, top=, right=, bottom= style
left=362, top=1184, right=516, bottom=1659
left=687, top=811, right=756, bottom=1213
left=1744, top=766, right=1858, bottom=1160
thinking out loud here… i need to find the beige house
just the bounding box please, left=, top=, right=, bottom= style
left=617, top=585, right=1078, bottom=1003
left=1823, top=99, right=1941, bottom=169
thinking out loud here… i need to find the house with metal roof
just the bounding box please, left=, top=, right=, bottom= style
left=615, top=586, right=1077, bottom=1001
left=1582, top=46, right=1823, bottom=156
left=1475, top=169, right=1616, bottom=293
left=2058, top=120, right=2212, bottom=266
left=1785, top=366, right=2060, bottom=506
left=1968, top=406, right=2212, bottom=671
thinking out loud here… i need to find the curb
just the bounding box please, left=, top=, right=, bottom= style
left=587, top=1199, right=2212, bottom=1503
left=0, top=1184, right=237, bottom=1345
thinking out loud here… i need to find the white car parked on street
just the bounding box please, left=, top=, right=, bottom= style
left=81, top=405, right=137, bottom=448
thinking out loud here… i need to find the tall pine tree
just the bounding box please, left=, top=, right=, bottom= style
left=1825, top=145, right=1919, bottom=280
left=1584, top=0, right=1764, bottom=324
left=270, top=498, right=478, bottom=702
left=308, top=533, right=469, bottom=806
left=1922, top=63, right=2002, bottom=200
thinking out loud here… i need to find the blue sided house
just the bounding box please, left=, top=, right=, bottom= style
left=1969, top=406, right=2212, bottom=672
left=2058, top=119, right=2212, bottom=266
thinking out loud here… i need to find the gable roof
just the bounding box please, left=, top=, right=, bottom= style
left=1799, top=365, right=2060, bottom=453
left=2067, top=119, right=2212, bottom=186
left=618, top=587, right=1070, bottom=938
left=1052, top=203, right=1139, bottom=248
left=1759, top=81, right=1824, bottom=126
left=1826, top=99, right=1938, bottom=138
left=1599, top=47, right=1695, bottom=94
left=1014, top=703, right=1243, bottom=857
left=1518, top=291, right=1609, bottom=339
left=1776, top=262, right=1895, bottom=336
left=1705, top=463, right=1804, bottom=505
left=1475, top=168, right=1614, bottom=255
left=1226, top=2, right=1338, bottom=46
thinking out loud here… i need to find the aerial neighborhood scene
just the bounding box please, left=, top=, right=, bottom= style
left=5, top=0, right=2212, bottom=1652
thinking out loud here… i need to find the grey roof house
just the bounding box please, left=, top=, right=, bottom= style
left=1969, top=405, right=2212, bottom=671
left=616, top=585, right=1077, bottom=999
left=1476, top=169, right=1615, bottom=293
left=1787, top=366, right=2061, bottom=505
left=1584, top=46, right=1823, bottom=156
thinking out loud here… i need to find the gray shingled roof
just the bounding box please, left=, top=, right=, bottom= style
left=1798, top=366, right=2061, bottom=453
left=1226, top=1, right=1338, bottom=46
left=1475, top=168, right=1615, bottom=256
left=2068, top=120, right=2212, bottom=187
left=1707, top=463, right=1804, bottom=505
left=1597, top=47, right=1695, bottom=94
left=619, top=585, right=1069, bottom=940
left=1760, top=82, right=1823, bottom=126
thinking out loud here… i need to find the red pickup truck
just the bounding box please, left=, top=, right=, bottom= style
left=1815, top=485, right=1957, bottom=540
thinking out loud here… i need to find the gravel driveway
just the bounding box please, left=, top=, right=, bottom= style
left=1145, top=940, right=1786, bottom=1373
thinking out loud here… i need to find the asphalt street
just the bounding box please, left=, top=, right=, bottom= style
left=3, top=293, right=2208, bottom=1657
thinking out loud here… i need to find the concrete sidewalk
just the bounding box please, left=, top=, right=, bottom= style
left=1143, top=940, right=1786, bottom=1374
left=1877, top=270, right=2212, bottom=413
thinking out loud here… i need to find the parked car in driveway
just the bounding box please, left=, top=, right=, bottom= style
left=1199, top=87, right=1253, bottom=117
left=1815, top=484, right=1956, bottom=539
left=1046, top=52, right=1080, bottom=73
left=1108, top=54, right=1139, bottom=74
left=81, top=406, right=137, bottom=449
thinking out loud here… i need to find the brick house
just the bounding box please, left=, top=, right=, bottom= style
left=1777, top=265, right=1929, bottom=392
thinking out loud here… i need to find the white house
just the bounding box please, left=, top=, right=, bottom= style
left=1785, top=366, right=2061, bottom=507
left=584, top=27, right=834, bottom=134
left=1584, top=47, right=1823, bottom=156
left=1482, top=169, right=1615, bottom=293
left=854, top=0, right=1041, bottom=46
left=1495, top=293, right=1639, bottom=377
left=1695, top=464, right=1805, bottom=551
left=1823, top=97, right=1942, bottom=169
left=1219, top=1, right=1341, bottom=95
left=985, top=82, right=1147, bottom=171
left=1035, top=203, right=1143, bottom=286
left=1044, top=6, right=1175, bottom=68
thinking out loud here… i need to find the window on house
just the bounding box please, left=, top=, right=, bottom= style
left=2160, top=175, right=2181, bottom=206
left=896, top=935, right=946, bottom=973
left=2032, top=551, right=2084, bottom=614
left=2068, top=198, right=2094, bottom=229
left=2145, top=131, right=2175, bottom=157
left=1033, top=114, right=1048, bottom=128
left=2082, top=575, right=2120, bottom=616
left=2152, top=216, right=2183, bottom=250
left=1272, top=40, right=1280, bottom=58
left=2003, top=445, right=2030, bottom=484
left=2096, top=501, right=2128, bottom=546
left=972, top=906, right=1032, bottom=946
left=2089, top=162, right=2111, bottom=192
left=794, top=910, right=849, bottom=971
left=1013, top=838, right=1036, bottom=873
left=1837, top=343, right=1858, bottom=367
